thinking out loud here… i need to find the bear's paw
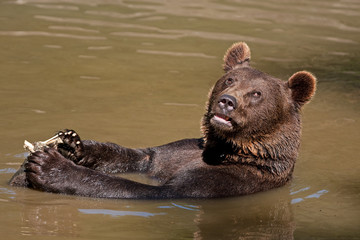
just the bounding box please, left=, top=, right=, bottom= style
left=57, top=129, right=85, bottom=163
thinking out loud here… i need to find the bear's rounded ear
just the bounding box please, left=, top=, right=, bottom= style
left=288, top=71, right=317, bottom=106
left=223, top=42, right=251, bottom=72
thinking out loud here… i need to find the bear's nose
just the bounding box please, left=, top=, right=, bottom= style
left=218, top=94, right=237, bottom=112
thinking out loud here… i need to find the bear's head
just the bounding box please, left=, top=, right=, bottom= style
left=202, top=42, right=316, bottom=164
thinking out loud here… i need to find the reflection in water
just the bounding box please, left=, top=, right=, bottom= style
left=195, top=200, right=295, bottom=240
left=12, top=189, right=295, bottom=239
left=18, top=199, right=79, bottom=237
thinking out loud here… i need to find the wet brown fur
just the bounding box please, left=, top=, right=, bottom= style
left=203, top=42, right=316, bottom=177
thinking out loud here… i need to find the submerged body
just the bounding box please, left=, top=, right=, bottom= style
left=9, top=42, right=316, bottom=199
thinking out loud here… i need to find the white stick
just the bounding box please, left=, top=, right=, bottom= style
left=24, top=140, right=35, bottom=153
left=23, top=134, right=63, bottom=153
left=41, top=134, right=61, bottom=145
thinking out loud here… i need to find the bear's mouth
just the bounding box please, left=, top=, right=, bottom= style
left=211, top=114, right=233, bottom=128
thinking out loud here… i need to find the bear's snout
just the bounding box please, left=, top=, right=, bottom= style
left=218, top=94, right=237, bottom=112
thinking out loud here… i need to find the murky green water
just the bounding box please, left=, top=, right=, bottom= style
left=0, top=0, right=359, bottom=239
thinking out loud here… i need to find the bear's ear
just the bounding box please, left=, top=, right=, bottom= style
left=288, top=71, right=317, bottom=106
left=223, top=42, right=251, bottom=72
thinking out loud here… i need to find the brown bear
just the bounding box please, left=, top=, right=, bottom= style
left=10, top=42, right=316, bottom=199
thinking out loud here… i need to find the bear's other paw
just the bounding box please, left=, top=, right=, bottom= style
left=288, top=71, right=317, bottom=106
left=57, top=129, right=85, bottom=163
left=223, top=42, right=251, bottom=72
left=25, top=149, right=78, bottom=193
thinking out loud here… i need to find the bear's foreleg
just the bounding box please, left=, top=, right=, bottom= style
left=57, top=130, right=152, bottom=174
left=25, top=149, right=163, bottom=198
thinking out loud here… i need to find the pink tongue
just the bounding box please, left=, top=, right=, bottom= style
left=213, top=115, right=232, bottom=127
left=217, top=114, right=230, bottom=121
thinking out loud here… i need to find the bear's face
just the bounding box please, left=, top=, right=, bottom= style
left=207, top=68, right=289, bottom=139
left=202, top=42, right=316, bottom=143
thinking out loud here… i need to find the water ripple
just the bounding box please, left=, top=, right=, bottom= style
left=0, top=31, right=106, bottom=40
left=85, top=10, right=153, bottom=19
left=0, top=168, right=17, bottom=174
left=112, top=32, right=182, bottom=40
left=35, top=15, right=277, bottom=44
left=88, top=46, right=113, bottom=50
left=48, top=25, right=99, bottom=33
left=33, top=4, right=79, bottom=11
left=137, top=49, right=215, bottom=59
left=78, top=209, right=166, bottom=218
left=291, top=189, right=329, bottom=204
left=309, top=36, right=358, bottom=44
left=35, top=15, right=160, bottom=31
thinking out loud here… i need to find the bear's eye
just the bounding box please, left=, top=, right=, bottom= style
left=225, top=78, right=235, bottom=86
left=251, top=91, right=262, bottom=98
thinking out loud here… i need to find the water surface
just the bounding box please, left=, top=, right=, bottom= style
left=0, top=0, right=359, bottom=239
